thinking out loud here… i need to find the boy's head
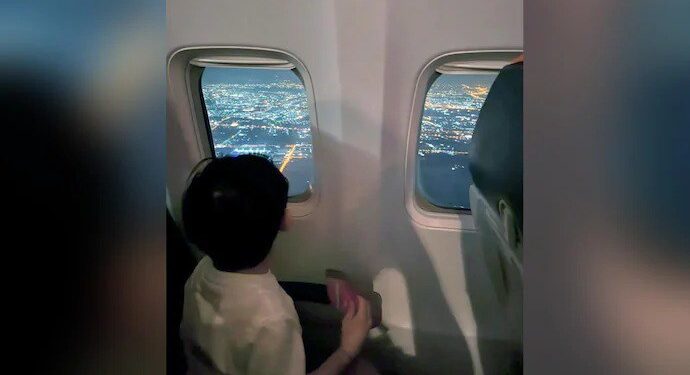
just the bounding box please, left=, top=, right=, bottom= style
left=182, top=155, right=289, bottom=272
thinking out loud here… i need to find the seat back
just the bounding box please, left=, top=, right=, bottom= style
left=469, top=61, right=523, bottom=345
left=167, top=211, right=199, bottom=375
left=469, top=185, right=522, bottom=343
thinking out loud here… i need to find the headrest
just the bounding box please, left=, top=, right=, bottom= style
left=469, top=62, right=523, bottom=230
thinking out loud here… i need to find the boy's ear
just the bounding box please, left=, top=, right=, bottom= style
left=279, top=209, right=291, bottom=231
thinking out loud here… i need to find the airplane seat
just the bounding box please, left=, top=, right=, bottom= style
left=468, top=186, right=523, bottom=341
left=468, top=61, right=523, bottom=347
left=167, top=210, right=199, bottom=375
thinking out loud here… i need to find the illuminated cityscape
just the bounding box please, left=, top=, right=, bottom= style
left=417, top=73, right=497, bottom=209
left=202, top=68, right=496, bottom=207
left=201, top=68, right=313, bottom=196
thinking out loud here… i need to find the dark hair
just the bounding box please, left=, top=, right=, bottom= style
left=182, top=155, right=289, bottom=271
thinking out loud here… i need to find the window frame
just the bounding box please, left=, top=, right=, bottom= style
left=405, top=50, right=522, bottom=231
left=175, top=46, right=321, bottom=217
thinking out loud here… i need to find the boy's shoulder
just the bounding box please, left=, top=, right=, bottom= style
left=249, top=277, right=300, bottom=326
left=189, top=256, right=299, bottom=325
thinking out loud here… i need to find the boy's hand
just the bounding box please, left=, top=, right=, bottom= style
left=339, top=296, right=372, bottom=358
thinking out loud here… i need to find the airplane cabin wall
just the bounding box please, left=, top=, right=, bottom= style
left=168, top=0, right=522, bottom=373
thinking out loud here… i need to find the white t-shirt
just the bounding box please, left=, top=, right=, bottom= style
left=180, top=256, right=305, bottom=375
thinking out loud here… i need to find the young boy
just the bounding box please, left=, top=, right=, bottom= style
left=180, top=155, right=372, bottom=375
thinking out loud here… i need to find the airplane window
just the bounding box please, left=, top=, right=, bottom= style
left=417, top=72, right=498, bottom=210
left=200, top=67, right=314, bottom=198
